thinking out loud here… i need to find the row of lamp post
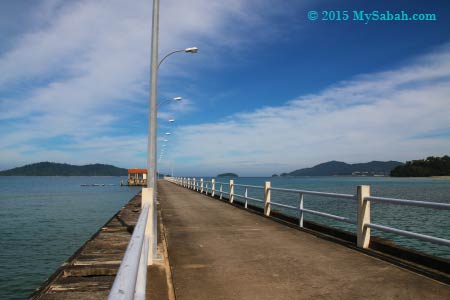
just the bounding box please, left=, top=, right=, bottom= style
left=108, top=2, right=198, bottom=298
left=146, top=0, right=199, bottom=265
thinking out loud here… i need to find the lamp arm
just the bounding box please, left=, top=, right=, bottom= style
left=158, top=49, right=185, bottom=69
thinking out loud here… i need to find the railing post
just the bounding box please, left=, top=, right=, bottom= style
left=200, top=178, right=204, bottom=193
left=357, top=185, right=371, bottom=249
left=211, top=179, right=215, bottom=197
left=193, top=178, right=196, bottom=190
left=229, top=180, right=234, bottom=203
left=220, top=183, right=223, bottom=199
left=244, top=187, right=248, bottom=209
left=299, top=193, right=304, bottom=227
left=264, top=181, right=271, bottom=216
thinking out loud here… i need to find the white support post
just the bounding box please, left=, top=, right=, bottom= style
left=193, top=178, right=196, bottom=190
left=200, top=178, right=204, bottom=193
left=244, top=187, right=248, bottom=209
left=142, top=187, right=154, bottom=265
left=229, top=180, right=234, bottom=203
left=299, top=193, right=304, bottom=228
left=357, top=185, right=371, bottom=249
left=264, top=181, right=271, bottom=216
left=220, top=183, right=223, bottom=200
left=211, top=179, right=215, bottom=197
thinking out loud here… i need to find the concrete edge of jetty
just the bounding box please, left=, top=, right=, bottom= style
left=28, top=193, right=141, bottom=299
left=28, top=192, right=173, bottom=300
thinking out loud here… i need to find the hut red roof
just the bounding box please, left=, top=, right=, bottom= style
left=128, top=169, right=148, bottom=174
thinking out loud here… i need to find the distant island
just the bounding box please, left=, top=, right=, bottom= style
left=281, top=160, right=404, bottom=177
left=217, top=173, right=239, bottom=178
left=390, top=155, right=450, bottom=177
left=0, top=162, right=128, bottom=176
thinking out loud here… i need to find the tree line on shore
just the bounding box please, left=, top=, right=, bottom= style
left=390, top=155, right=450, bottom=177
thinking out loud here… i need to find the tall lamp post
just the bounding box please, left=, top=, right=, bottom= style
left=146, top=0, right=160, bottom=265
left=146, top=0, right=198, bottom=264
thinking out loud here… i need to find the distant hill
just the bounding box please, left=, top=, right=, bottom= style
left=391, top=155, right=450, bottom=177
left=217, top=173, right=239, bottom=178
left=283, top=160, right=404, bottom=177
left=0, top=162, right=128, bottom=176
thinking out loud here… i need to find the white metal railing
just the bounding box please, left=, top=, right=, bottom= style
left=365, top=195, right=450, bottom=247
left=108, top=189, right=154, bottom=300
left=166, top=177, right=450, bottom=252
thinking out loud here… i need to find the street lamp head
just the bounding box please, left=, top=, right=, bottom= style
left=163, top=139, right=169, bottom=142
left=165, top=132, right=171, bottom=135
left=173, top=97, right=182, bottom=101
left=168, top=119, right=175, bottom=123
left=185, top=47, right=198, bottom=53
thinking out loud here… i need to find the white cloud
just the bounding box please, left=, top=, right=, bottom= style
left=0, top=0, right=295, bottom=170
left=164, top=45, right=450, bottom=176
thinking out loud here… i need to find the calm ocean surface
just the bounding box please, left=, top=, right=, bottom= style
left=1, top=176, right=449, bottom=299
left=0, top=176, right=140, bottom=300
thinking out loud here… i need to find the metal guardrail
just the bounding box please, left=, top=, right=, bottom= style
left=167, top=177, right=450, bottom=252
left=270, top=186, right=355, bottom=200
left=364, top=196, right=450, bottom=247
left=108, top=205, right=150, bottom=300
left=366, top=196, right=450, bottom=210
left=367, top=223, right=450, bottom=247
left=108, top=186, right=156, bottom=300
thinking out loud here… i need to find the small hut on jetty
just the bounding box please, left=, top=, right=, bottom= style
left=126, top=169, right=147, bottom=186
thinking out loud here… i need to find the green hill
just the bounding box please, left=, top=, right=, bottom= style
left=217, top=173, right=239, bottom=178
left=390, top=156, right=450, bottom=177
left=0, top=162, right=128, bottom=176
left=283, top=160, right=403, bottom=176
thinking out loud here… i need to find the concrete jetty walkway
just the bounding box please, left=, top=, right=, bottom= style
left=158, top=181, right=450, bottom=300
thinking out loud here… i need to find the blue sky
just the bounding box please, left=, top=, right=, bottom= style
left=0, top=0, right=449, bottom=176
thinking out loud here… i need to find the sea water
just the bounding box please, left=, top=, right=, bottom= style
left=0, top=176, right=140, bottom=300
